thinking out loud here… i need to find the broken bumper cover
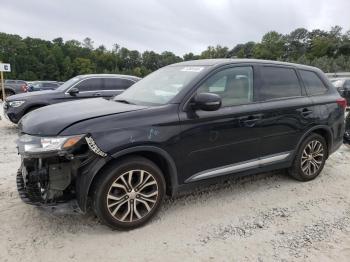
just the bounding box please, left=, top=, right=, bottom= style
left=16, top=134, right=109, bottom=212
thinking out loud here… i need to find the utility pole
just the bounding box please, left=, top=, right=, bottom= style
left=0, top=61, right=11, bottom=102
left=0, top=61, right=5, bottom=102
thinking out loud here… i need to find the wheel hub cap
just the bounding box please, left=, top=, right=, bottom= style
left=301, top=140, right=324, bottom=176
left=106, top=170, right=158, bottom=223
left=127, top=190, right=137, bottom=200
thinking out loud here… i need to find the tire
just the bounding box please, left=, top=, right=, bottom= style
left=288, top=133, right=327, bottom=181
left=92, top=156, right=166, bottom=230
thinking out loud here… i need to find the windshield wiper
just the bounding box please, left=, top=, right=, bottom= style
left=115, top=99, right=133, bottom=104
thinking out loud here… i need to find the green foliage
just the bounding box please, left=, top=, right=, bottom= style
left=0, top=26, right=350, bottom=81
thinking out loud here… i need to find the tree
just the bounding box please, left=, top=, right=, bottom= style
left=0, top=26, right=350, bottom=80
left=200, top=45, right=229, bottom=58
left=73, top=57, right=94, bottom=74
left=253, top=31, right=286, bottom=60
left=82, top=37, right=94, bottom=50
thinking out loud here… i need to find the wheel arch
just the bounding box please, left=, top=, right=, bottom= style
left=79, top=146, right=179, bottom=212
left=295, top=125, right=333, bottom=158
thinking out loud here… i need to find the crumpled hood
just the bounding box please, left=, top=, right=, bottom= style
left=19, top=98, right=147, bottom=136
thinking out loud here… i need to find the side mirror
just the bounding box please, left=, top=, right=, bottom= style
left=193, top=93, right=222, bottom=111
left=68, top=87, right=79, bottom=96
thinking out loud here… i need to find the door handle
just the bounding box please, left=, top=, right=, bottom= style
left=300, top=108, right=313, bottom=117
left=94, top=92, right=102, bottom=96
left=239, top=115, right=262, bottom=128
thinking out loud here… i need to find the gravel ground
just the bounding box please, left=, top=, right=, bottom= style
left=1, top=105, right=350, bottom=262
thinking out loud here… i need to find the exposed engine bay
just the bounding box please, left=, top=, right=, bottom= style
left=16, top=135, right=104, bottom=210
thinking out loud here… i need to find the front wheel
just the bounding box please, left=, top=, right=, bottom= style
left=288, top=133, right=327, bottom=181
left=92, top=157, right=166, bottom=230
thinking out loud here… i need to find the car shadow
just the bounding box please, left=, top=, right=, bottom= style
left=29, top=169, right=294, bottom=233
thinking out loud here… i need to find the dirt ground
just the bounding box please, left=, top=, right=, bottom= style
left=0, top=105, right=350, bottom=262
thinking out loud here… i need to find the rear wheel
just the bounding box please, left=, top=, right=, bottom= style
left=92, top=157, right=166, bottom=230
left=288, top=133, right=327, bottom=181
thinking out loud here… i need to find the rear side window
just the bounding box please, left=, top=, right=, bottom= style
left=103, top=78, right=134, bottom=90
left=259, top=66, right=301, bottom=100
left=76, top=78, right=103, bottom=92
left=300, top=70, right=328, bottom=95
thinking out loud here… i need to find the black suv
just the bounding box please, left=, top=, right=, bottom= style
left=16, top=59, right=346, bottom=230
left=4, top=74, right=140, bottom=123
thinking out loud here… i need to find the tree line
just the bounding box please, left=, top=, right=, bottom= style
left=0, top=26, right=349, bottom=81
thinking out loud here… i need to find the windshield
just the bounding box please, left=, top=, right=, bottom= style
left=115, top=66, right=207, bottom=105
left=56, top=76, right=82, bottom=91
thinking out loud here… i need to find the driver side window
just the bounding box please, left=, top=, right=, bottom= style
left=76, top=78, right=103, bottom=92
left=197, top=66, right=254, bottom=107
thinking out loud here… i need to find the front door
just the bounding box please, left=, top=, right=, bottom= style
left=61, top=78, right=105, bottom=102
left=177, top=65, right=262, bottom=184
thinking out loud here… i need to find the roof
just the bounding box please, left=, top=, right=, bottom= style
left=171, top=58, right=318, bottom=70
left=78, top=74, right=141, bottom=80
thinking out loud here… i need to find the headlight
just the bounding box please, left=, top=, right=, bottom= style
left=9, top=100, right=26, bottom=107
left=17, top=134, right=84, bottom=154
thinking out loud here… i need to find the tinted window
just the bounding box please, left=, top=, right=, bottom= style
left=197, top=66, right=254, bottom=107
left=260, top=66, right=301, bottom=100
left=17, top=80, right=26, bottom=85
left=300, top=70, right=328, bottom=95
left=104, top=78, right=134, bottom=90
left=76, top=78, right=103, bottom=92
left=42, top=83, right=58, bottom=88
left=6, top=80, right=15, bottom=84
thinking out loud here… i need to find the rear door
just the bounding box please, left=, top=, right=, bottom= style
left=257, top=65, right=314, bottom=159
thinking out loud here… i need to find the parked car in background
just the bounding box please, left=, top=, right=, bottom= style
left=4, top=74, right=140, bottom=123
left=332, top=78, right=350, bottom=105
left=28, top=81, right=61, bottom=92
left=0, top=79, right=28, bottom=99
left=344, top=112, right=350, bottom=147
left=15, top=59, right=346, bottom=230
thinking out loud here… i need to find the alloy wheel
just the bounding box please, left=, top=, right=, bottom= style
left=301, top=140, right=325, bottom=176
left=106, top=170, right=159, bottom=222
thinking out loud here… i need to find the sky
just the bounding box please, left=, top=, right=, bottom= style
left=0, top=0, right=349, bottom=55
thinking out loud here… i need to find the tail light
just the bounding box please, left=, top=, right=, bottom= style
left=336, top=98, right=347, bottom=110
left=21, top=84, right=28, bottom=92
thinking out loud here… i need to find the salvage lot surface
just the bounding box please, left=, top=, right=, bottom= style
left=0, top=106, right=350, bottom=262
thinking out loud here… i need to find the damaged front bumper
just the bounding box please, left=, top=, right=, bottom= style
left=16, top=134, right=109, bottom=212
